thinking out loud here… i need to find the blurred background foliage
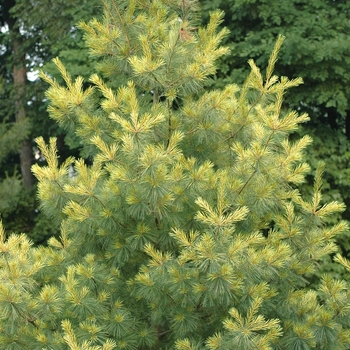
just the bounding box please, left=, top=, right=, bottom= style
left=0, top=0, right=101, bottom=243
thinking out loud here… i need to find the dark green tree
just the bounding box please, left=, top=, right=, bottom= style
left=0, top=75, right=28, bottom=214
left=1, top=1, right=350, bottom=349
left=0, top=0, right=101, bottom=242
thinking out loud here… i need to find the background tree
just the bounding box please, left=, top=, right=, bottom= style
left=0, top=0, right=101, bottom=241
left=0, top=73, right=28, bottom=216
left=1, top=1, right=350, bottom=349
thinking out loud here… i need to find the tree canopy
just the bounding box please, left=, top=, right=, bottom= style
left=1, top=1, right=350, bottom=349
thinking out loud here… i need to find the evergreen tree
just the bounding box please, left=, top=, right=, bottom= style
left=199, top=0, right=350, bottom=212
left=200, top=0, right=350, bottom=276
left=1, top=0, right=350, bottom=349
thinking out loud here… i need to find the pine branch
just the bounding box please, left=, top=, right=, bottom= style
left=102, top=0, right=131, bottom=53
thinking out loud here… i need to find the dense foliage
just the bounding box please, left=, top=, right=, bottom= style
left=199, top=0, right=350, bottom=275
left=200, top=0, right=350, bottom=224
left=1, top=1, right=350, bottom=349
left=1, top=0, right=350, bottom=253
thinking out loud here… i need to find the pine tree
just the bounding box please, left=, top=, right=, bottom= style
left=1, top=0, right=350, bottom=349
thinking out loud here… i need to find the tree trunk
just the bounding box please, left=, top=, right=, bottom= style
left=327, top=107, right=338, bottom=129
left=346, top=110, right=350, bottom=141
left=7, top=5, right=35, bottom=188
